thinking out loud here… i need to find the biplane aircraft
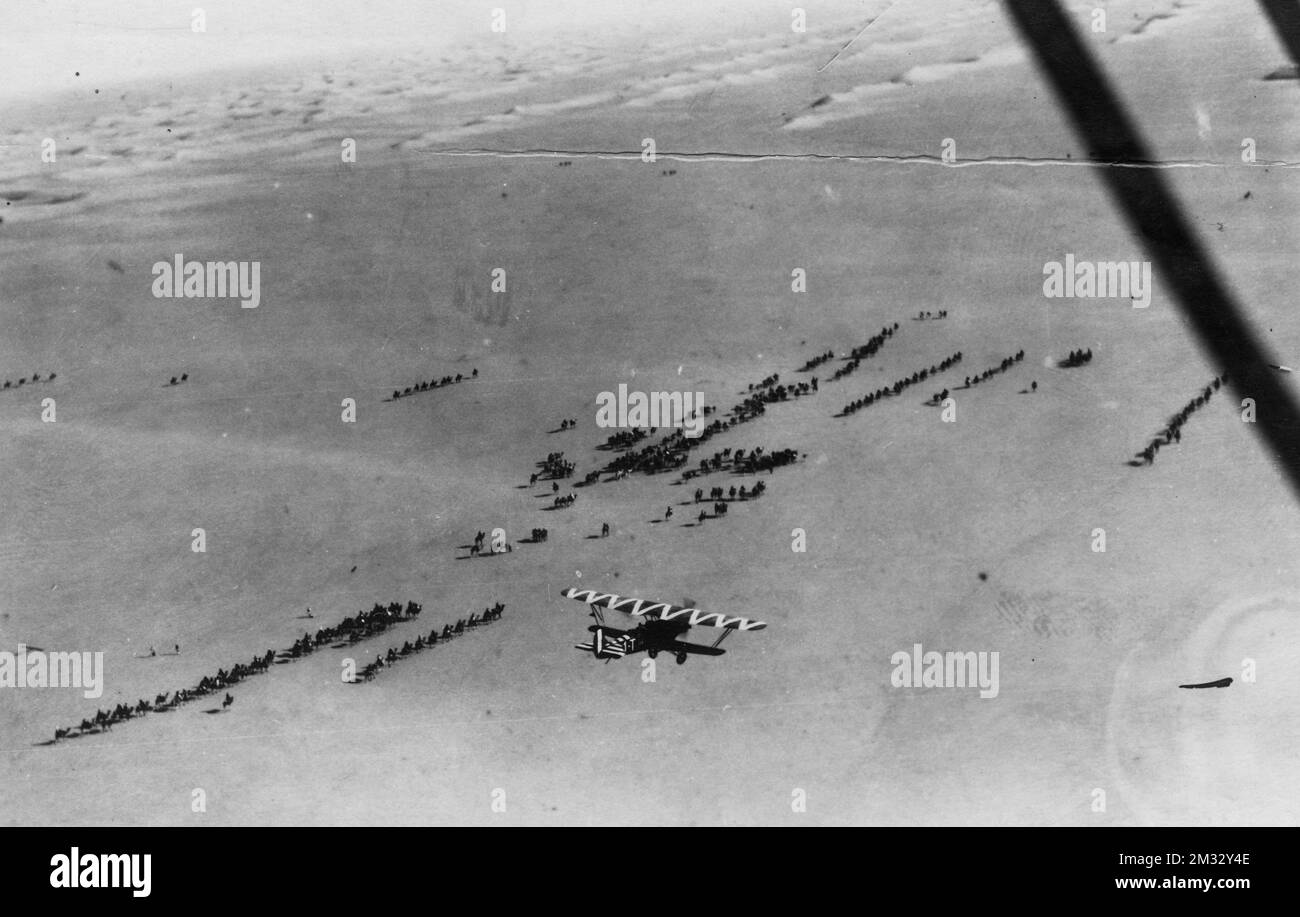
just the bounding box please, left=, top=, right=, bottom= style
left=562, top=587, right=766, bottom=664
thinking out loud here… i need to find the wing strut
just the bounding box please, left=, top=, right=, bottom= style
left=711, top=629, right=732, bottom=650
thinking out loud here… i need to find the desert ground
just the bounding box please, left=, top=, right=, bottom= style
left=2, top=0, right=1299, bottom=825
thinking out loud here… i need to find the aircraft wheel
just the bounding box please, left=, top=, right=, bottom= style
left=676, top=653, right=687, bottom=665
left=648, top=649, right=658, bottom=659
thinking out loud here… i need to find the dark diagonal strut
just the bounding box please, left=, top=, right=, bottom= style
left=1003, top=0, right=1300, bottom=499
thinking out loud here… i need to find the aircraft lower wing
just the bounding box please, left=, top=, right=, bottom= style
left=671, top=641, right=725, bottom=657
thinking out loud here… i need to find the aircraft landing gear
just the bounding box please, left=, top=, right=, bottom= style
left=675, top=652, right=688, bottom=665
left=648, top=649, right=658, bottom=659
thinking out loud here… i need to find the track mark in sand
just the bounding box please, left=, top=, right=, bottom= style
left=0, top=189, right=87, bottom=207
left=1110, top=11, right=1178, bottom=44
left=817, top=0, right=898, bottom=72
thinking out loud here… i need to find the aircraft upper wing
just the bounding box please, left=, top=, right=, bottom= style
left=561, top=587, right=766, bottom=631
